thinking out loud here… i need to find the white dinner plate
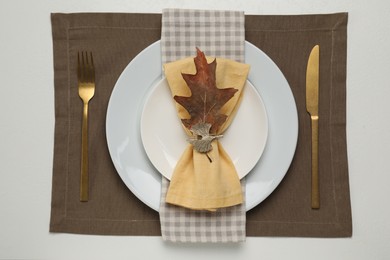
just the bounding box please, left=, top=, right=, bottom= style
left=106, top=41, right=298, bottom=211
left=140, top=78, right=268, bottom=180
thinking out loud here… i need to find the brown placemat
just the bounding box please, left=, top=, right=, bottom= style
left=50, top=12, right=352, bottom=237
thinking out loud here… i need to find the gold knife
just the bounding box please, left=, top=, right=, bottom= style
left=306, top=45, right=320, bottom=209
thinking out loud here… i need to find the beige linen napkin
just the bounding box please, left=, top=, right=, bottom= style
left=159, top=8, right=247, bottom=242
left=163, top=56, right=250, bottom=210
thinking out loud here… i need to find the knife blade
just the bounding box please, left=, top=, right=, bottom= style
left=306, top=45, right=320, bottom=209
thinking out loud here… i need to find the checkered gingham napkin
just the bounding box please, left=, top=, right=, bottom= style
left=159, top=8, right=246, bottom=243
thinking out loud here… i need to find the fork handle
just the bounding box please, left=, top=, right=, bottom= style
left=80, top=102, right=89, bottom=201
left=311, top=116, right=319, bottom=209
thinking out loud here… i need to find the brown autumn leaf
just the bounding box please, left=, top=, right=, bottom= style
left=174, top=48, right=238, bottom=137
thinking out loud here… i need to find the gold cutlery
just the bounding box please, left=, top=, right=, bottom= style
left=306, top=45, right=320, bottom=209
left=78, top=51, right=95, bottom=202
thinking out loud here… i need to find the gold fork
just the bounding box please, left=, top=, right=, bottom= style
left=78, top=51, right=95, bottom=202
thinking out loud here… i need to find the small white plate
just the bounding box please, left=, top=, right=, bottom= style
left=140, top=78, right=268, bottom=180
left=106, top=41, right=298, bottom=211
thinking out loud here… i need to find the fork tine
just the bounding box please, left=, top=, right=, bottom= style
left=86, top=51, right=90, bottom=81
left=86, top=51, right=94, bottom=83
left=90, top=52, right=94, bottom=66
left=85, top=51, right=89, bottom=66
left=90, top=52, right=95, bottom=82
left=82, top=51, right=86, bottom=82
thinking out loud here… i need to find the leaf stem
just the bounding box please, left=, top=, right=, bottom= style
left=206, top=153, right=212, bottom=163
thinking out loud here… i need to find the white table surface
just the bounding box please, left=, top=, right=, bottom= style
left=1, top=0, right=389, bottom=259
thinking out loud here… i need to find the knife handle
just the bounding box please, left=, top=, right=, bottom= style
left=311, top=116, right=319, bottom=209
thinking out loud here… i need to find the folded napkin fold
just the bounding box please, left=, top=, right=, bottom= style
left=159, top=8, right=247, bottom=243
left=163, top=56, right=250, bottom=210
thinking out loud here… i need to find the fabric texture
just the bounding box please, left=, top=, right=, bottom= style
left=159, top=9, right=247, bottom=242
left=163, top=56, right=250, bottom=210
left=160, top=178, right=246, bottom=242
left=161, top=9, right=245, bottom=63
left=49, top=12, right=352, bottom=238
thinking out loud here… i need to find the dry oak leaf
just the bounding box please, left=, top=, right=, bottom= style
left=174, top=48, right=238, bottom=137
